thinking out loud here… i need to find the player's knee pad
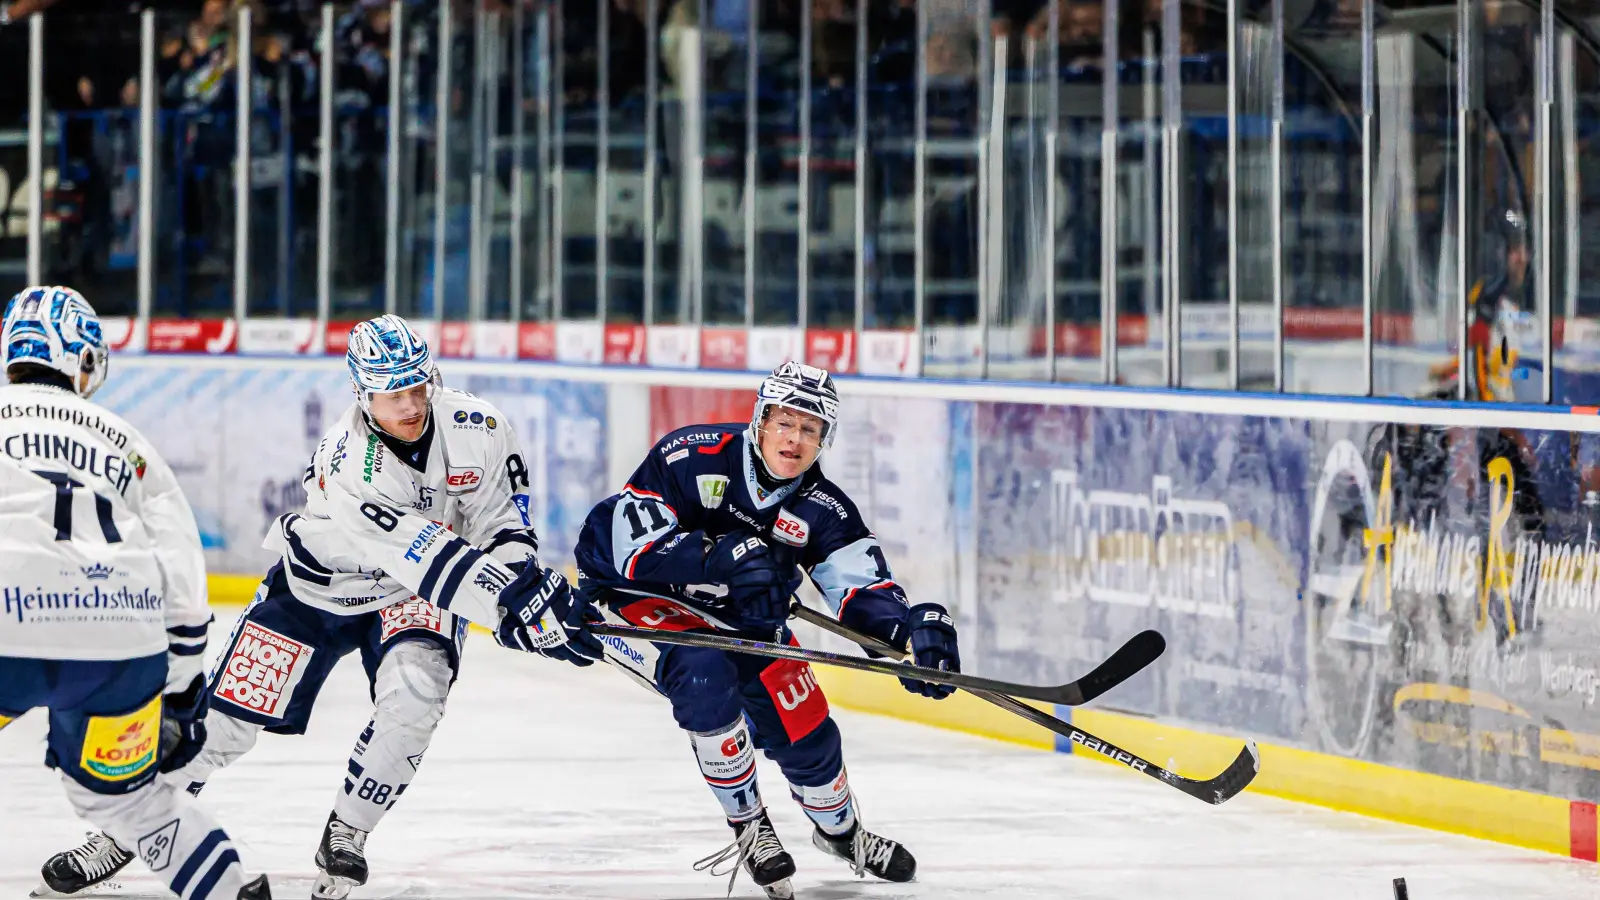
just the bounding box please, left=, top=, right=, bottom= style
left=763, top=715, right=843, bottom=787
left=658, top=646, right=743, bottom=733
left=370, top=639, right=452, bottom=739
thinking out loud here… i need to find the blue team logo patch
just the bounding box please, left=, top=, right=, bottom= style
left=512, top=494, right=531, bottom=526
left=469, top=412, right=484, bottom=425
left=454, top=410, right=469, bottom=424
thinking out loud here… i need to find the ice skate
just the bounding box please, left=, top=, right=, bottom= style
left=33, top=831, right=131, bottom=897
left=694, top=809, right=797, bottom=900
left=311, top=812, right=369, bottom=900
left=812, top=821, right=916, bottom=883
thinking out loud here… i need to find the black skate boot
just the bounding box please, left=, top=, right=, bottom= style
left=238, top=874, right=273, bottom=899
left=812, top=821, right=917, bottom=882
left=34, top=831, right=133, bottom=896
left=311, top=812, right=369, bottom=900
left=693, top=809, right=797, bottom=900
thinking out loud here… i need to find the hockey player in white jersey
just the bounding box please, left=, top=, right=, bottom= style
left=41, top=314, right=603, bottom=899
left=0, top=286, right=270, bottom=900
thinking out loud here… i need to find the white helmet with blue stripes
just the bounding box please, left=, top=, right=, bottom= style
left=345, top=314, right=439, bottom=412
left=2, top=285, right=109, bottom=398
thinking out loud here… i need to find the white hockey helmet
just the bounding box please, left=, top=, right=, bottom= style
left=749, top=361, right=840, bottom=451
left=2, top=286, right=109, bottom=398
left=345, top=314, right=440, bottom=412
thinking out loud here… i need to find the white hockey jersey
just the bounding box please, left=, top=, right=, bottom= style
left=263, top=388, right=540, bottom=629
left=0, top=383, right=211, bottom=680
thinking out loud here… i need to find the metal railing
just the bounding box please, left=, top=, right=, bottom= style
left=4, top=0, right=1599, bottom=403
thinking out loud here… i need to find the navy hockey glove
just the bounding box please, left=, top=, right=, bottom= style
left=494, top=565, right=606, bottom=667
left=158, top=674, right=210, bottom=774
left=704, top=531, right=789, bottom=630
left=901, top=603, right=959, bottom=700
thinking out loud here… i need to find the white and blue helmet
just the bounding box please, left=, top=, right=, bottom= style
left=749, top=361, right=840, bottom=450
left=345, top=314, right=439, bottom=411
left=2, top=286, right=109, bottom=398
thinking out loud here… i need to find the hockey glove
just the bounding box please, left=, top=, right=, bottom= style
left=900, top=603, right=960, bottom=700
left=704, top=531, right=789, bottom=631
left=158, top=674, right=211, bottom=774
left=494, top=564, right=606, bottom=667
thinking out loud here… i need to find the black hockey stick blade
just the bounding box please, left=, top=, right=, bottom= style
left=1057, top=629, right=1166, bottom=705
left=791, top=604, right=1257, bottom=804
left=589, top=623, right=1118, bottom=706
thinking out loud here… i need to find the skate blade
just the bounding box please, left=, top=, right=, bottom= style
left=760, top=878, right=795, bottom=900
left=311, top=872, right=358, bottom=900
left=31, top=881, right=124, bottom=898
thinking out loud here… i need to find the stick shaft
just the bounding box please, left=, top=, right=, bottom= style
left=789, top=604, right=1259, bottom=804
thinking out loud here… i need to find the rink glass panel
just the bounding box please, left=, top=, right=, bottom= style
left=331, top=4, right=393, bottom=321
left=33, top=6, right=141, bottom=315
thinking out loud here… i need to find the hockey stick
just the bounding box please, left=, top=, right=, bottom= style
left=788, top=603, right=1261, bottom=806
left=588, top=622, right=1164, bottom=707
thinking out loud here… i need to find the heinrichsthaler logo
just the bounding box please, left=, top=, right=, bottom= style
left=4, top=585, right=164, bottom=623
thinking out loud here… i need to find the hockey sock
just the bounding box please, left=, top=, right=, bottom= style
left=688, top=717, right=762, bottom=823
left=790, top=766, right=857, bottom=836
left=64, top=777, right=247, bottom=900
left=333, top=640, right=451, bottom=832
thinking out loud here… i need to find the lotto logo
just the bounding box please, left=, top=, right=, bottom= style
left=379, top=600, right=449, bottom=643
left=215, top=622, right=315, bottom=718
left=79, top=695, right=160, bottom=782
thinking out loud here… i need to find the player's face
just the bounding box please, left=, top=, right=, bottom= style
left=369, top=383, right=430, bottom=441
left=758, top=407, right=825, bottom=479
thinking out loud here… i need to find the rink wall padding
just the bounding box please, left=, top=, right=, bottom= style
left=127, top=355, right=1600, bottom=865
left=813, top=668, right=1592, bottom=861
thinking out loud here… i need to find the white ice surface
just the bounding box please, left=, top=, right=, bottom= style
left=6, top=623, right=1600, bottom=899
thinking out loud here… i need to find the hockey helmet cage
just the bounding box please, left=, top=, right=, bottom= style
left=749, top=361, right=840, bottom=450
left=345, top=314, right=440, bottom=411
left=2, top=286, right=109, bottom=398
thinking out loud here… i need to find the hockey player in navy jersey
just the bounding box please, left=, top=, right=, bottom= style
left=575, top=361, right=961, bottom=898
left=41, top=315, right=603, bottom=899
left=0, top=287, right=270, bottom=899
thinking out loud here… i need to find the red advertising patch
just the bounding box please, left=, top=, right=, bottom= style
left=760, top=655, right=829, bottom=741
left=617, top=597, right=713, bottom=633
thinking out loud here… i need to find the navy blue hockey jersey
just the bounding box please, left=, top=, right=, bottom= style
left=574, top=423, right=913, bottom=643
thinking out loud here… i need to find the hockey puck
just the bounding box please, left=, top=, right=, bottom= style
left=1392, top=877, right=1409, bottom=900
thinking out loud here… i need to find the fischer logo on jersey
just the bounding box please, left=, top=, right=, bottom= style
left=3, top=432, right=137, bottom=495
left=215, top=622, right=316, bottom=718
left=378, top=600, right=450, bottom=643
